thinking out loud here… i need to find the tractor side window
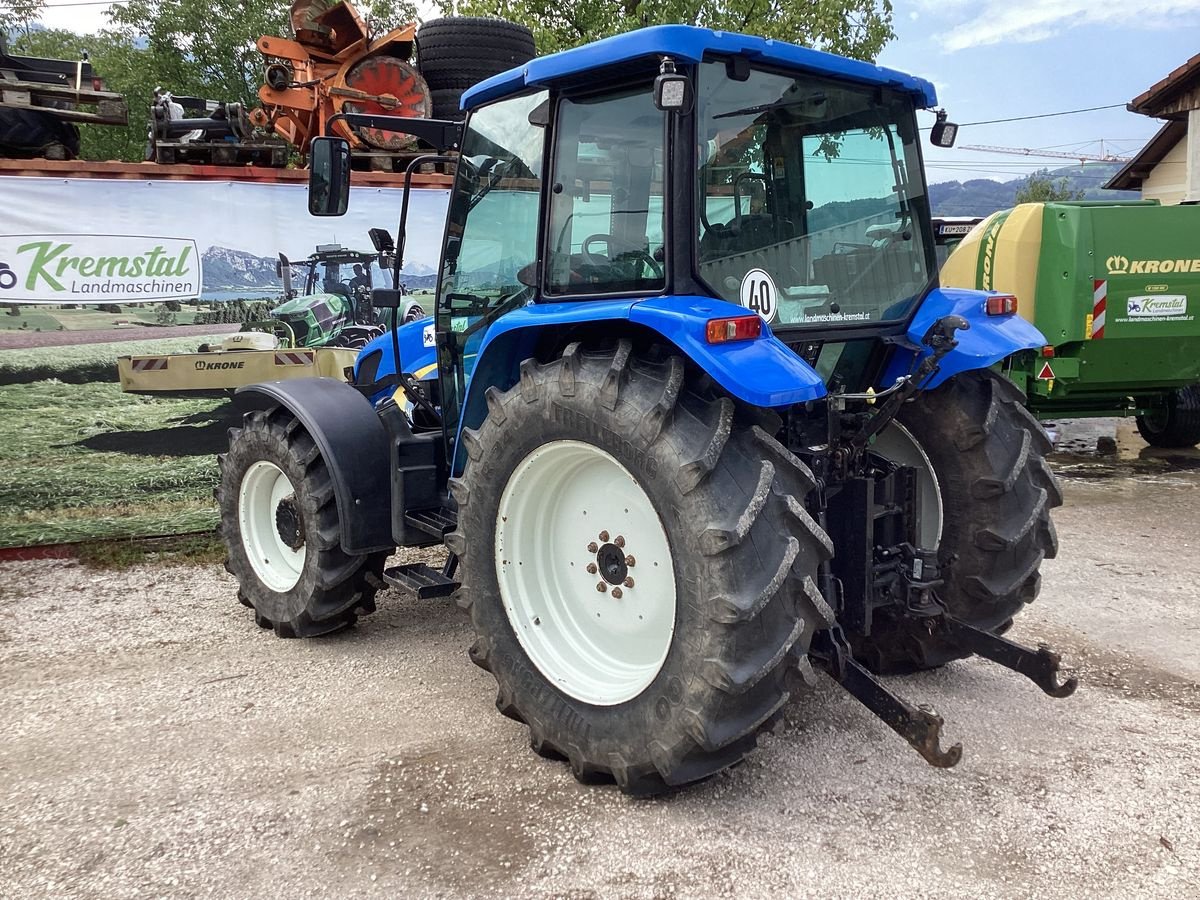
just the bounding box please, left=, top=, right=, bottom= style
left=546, top=88, right=666, bottom=296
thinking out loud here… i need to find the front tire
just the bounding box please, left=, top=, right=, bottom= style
left=447, top=341, right=833, bottom=795
left=854, top=370, right=1061, bottom=672
left=217, top=406, right=389, bottom=637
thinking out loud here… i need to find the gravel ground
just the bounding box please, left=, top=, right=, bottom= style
left=2, top=429, right=1199, bottom=898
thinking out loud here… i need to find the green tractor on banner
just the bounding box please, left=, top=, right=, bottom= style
left=118, top=241, right=426, bottom=394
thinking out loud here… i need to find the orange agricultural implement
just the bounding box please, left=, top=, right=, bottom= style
left=251, top=0, right=430, bottom=155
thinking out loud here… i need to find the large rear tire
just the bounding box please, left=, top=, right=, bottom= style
left=853, top=370, right=1061, bottom=673
left=447, top=341, right=833, bottom=795
left=217, top=406, right=389, bottom=637
left=1136, top=385, right=1200, bottom=448
left=416, top=17, right=535, bottom=93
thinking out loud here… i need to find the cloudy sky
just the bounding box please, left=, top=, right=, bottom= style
left=32, top=0, right=1200, bottom=184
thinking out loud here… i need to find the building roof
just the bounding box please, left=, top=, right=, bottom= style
left=1104, top=120, right=1187, bottom=190
left=461, top=25, right=937, bottom=111
left=1128, top=51, right=1200, bottom=118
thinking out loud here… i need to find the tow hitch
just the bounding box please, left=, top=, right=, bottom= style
left=812, top=617, right=1077, bottom=768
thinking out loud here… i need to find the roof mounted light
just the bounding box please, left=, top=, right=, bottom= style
left=654, top=57, right=692, bottom=113
left=930, top=109, right=959, bottom=148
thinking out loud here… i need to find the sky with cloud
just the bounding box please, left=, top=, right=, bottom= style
left=30, top=0, right=1200, bottom=185
left=879, top=0, right=1200, bottom=186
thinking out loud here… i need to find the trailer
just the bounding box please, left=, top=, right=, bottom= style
left=941, top=201, right=1200, bottom=446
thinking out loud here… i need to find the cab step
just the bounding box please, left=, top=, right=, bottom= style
left=404, top=506, right=457, bottom=539
left=381, top=562, right=461, bottom=600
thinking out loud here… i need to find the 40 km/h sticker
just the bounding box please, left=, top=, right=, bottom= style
left=739, top=268, right=777, bottom=322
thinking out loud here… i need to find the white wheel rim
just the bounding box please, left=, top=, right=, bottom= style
left=239, top=460, right=306, bottom=593
left=495, top=440, right=677, bottom=706
left=873, top=422, right=943, bottom=548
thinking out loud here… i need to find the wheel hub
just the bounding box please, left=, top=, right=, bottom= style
left=595, top=542, right=628, bottom=586
left=274, top=496, right=304, bottom=551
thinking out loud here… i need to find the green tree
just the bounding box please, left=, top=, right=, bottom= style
left=437, top=0, right=895, bottom=59
left=1015, top=169, right=1086, bottom=204
left=0, top=0, right=45, bottom=42
left=365, top=0, right=421, bottom=35
left=110, top=0, right=291, bottom=109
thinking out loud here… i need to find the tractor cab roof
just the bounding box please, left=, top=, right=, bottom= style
left=304, top=248, right=377, bottom=266
left=461, top=24, right=937, bottom=112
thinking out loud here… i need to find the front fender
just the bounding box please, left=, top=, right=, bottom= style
left=235, top=377, right=393, bottom=554
left=881, top=287, right=1046, bottom=390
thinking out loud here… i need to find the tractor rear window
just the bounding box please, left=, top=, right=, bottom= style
left=696, top=61, right=934, bottom=329
left=545, top=88, right=667, bottom=296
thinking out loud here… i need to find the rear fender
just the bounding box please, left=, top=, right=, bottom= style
left=236, top=378, right=393, bottom=554
left=882, top=287, right=1046, bottom=390
left=454, top=295, right=826, bottom=469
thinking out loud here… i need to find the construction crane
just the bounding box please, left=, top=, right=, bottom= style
left=959, top=144, right=1131, bottom=164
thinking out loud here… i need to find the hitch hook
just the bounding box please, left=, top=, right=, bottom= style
left=812, top=630, right=963, bottom=768
left=943, top=616, right=1078, bottom=698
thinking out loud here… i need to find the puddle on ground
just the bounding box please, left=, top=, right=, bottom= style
left=1045, top=417, right=1200, bottom=482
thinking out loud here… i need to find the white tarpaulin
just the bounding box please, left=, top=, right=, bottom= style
left=0, top=176, right=450, bottom=305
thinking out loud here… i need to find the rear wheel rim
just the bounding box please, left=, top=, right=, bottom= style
left=239, top=460, right=306, bottom=593
left=495, top=440, right=676, bottom=706
left=872, top=422, right=943, bottom=549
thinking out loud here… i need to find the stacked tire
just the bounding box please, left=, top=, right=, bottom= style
left=0, top=108, right=81, bottom=159
left=416, top=18, right=536, bottom=121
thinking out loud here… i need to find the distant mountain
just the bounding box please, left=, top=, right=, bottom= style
left=929, top=163, right=1138, bottom=217
left=202, top=247, right=282, bottom=290
left=399, top=271, right=438, bottom=290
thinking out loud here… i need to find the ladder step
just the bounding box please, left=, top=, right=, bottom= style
left=382, top=563, right=461, bottom=600
left=404, top=506, right=457, bottom=539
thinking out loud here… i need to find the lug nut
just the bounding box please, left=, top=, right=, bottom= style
left=625, top=555, right=635, bottom=567
left=599, top=530, right=610, bottom=542
left=586, top=563, right=598, bottom=575
left=614, top=535, right=625, bottom=548
left=624, top=577, right=635, bottom=588
left=611, top=587, right=623, bottom=599
left=587, top=541, right=598, bottom=553
left=596, top=582, right=607, bottom=593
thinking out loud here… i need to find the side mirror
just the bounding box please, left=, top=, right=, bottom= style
left=929, top=110, right=958, bottom=148
left=309, top=137, right=351, bottom=216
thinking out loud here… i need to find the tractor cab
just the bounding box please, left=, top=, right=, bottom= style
left=311, top=27, right=947, bottom=433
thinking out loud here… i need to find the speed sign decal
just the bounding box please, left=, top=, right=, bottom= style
left=739, top=268, right=777, bottom=322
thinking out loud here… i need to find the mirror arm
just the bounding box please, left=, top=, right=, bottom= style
left=326, top=113, right=463, bottom=153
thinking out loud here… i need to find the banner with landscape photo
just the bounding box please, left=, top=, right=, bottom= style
left=0, top=177, right=449, bottom=551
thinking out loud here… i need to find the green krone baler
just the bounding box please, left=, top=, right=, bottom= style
left=941, top=200, right=1200, bottom=447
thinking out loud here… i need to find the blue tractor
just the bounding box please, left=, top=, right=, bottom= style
left=217, top=26, right=1075, bottom=794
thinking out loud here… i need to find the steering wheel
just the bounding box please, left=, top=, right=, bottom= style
left=581, top=233, right=664, bottom=279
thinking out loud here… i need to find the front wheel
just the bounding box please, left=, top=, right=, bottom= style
left=853, top=370, right=1062, bottom=672
left=1136, top=385, right=1200, bottom=448
left=216, top=406, right=389, bottom=637
left=447, top=341, right=833, bottom=795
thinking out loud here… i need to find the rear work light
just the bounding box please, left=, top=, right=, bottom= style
left=706, top=315, right=762, bottom=344
left=985, top=293, right=1018, bottom=316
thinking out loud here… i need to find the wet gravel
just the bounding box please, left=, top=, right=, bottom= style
left=1, top=425, right=1199, bottom=898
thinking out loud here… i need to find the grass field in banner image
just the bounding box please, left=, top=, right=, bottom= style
left=0, top=333, right=239, bottom=549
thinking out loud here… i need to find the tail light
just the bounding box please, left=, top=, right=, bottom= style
left=92, top=77, right=106, bottom=92
left=985, top=293, right=1018, bottom=316
left=706, top=315, right=762, bottom=344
